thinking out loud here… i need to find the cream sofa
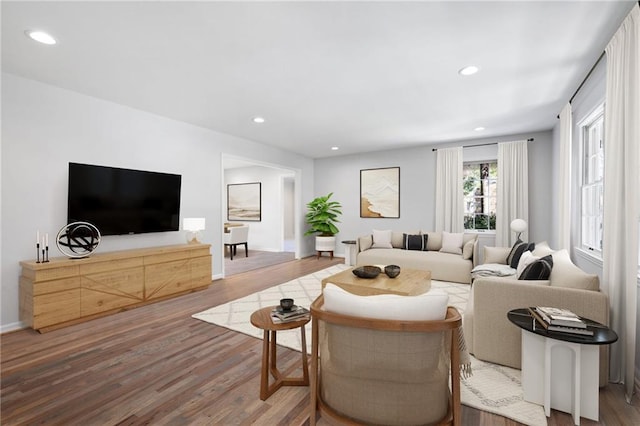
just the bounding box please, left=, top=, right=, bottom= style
left=464, top=244, right=610, bottom=385
left=355, top=231, right=479, bottom=284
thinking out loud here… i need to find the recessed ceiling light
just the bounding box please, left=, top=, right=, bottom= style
left=458, top=65, right=479, bottom=76
left=25, top=30, right=57, bottom=45
left=252, top=116, right=265, bottom=124
left=331, top=146, right=339, bottom=151
left=474, top=126, right=485, bottom=131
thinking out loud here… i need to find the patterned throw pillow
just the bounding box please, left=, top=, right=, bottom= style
left=506, top=240, right=535, bottom=269
left=519, top=254, right=554, bottom=280
left=402, top=233, right=428, bottom=251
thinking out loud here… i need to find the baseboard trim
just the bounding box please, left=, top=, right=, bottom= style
left=1, top=321, right=27, bottom=334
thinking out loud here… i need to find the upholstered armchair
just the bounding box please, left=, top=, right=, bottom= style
left=223, top=225, right=249, bottom=260
left=309, top=294, right=462, bottom=426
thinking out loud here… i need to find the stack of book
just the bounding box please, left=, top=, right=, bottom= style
left=271, top=305, right=310, bottom=324
left=528, top=306, right=594, bottom=336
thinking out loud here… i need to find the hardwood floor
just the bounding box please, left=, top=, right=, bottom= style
left=2, top=256, right=639, bottom=425
left=224, top=249, right=295, bottom=276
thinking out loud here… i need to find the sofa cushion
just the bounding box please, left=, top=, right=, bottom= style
left=440, top=231, right=464, bottom=255
left=403, top=233, right=428, bottom=251
left=372, top=229, right=393, bottom=248
left=516, top=251, right=538, bottom=277
left=323, top=283, right=449, bottom=321
left=357, top=248, right=473, bottom=284
left=484, top=246, right=510, bottom=264
left=462, top=238, right=475, bottom=260
left=549, top=249, right=600, bottom=290
left=506, top=240, right=535, bottom=268
left=519, top=254, right=553, bottom=280
left=359, top=235, right=373, bottom=252
left=391, top=231, right=404, bottom=248
left=423, top=231, right=442, bottom=251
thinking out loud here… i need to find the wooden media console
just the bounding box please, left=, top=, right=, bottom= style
left=20, top=243, right=212, bottom=332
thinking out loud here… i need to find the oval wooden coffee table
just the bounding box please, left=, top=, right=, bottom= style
left=250, top=306, right=310, bottom=400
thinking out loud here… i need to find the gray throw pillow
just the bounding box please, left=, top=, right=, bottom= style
left=402, top=233, right=428, bottom=251
left=506, top=240, right=535, bottom=269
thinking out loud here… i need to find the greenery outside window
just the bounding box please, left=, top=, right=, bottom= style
left=463, top=161, right=497, bottom=231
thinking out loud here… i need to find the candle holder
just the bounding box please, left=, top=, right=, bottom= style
left=36, top=242, right=41, bottom=263
left=44, top=246, right=50, bottom=263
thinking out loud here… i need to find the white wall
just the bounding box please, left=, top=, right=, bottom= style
left=314, top=130, right=553, bottom=257
left=224, top=166, right=294, bottom=252
left=1, top=73, right=315, bottom=331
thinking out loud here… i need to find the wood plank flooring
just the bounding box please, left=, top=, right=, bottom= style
left=224, top=249, right=295, bottom=276
left=2, top=256, right=639, bottom=425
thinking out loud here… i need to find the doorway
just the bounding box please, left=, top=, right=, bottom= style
left=222, top=155, right=299, bottom=277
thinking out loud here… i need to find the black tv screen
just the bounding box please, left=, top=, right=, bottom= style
left=67, top=163, right=182, bottom=236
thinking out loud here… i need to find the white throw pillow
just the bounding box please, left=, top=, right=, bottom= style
left=372, top=229, right=393, bottom=248
left=462, top=239, right=475, bottom=260
left=516, top=251, right=540, bottom=277
left=531, top=241, right=554, bottom=257
left=439, top=231, right=464, bottom=255
left=323, top=283, right=449, bottom=321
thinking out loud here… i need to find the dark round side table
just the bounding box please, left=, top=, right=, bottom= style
left=250, top=306, right=310, bottom=400
left=508, top=308, right=617, bottom=424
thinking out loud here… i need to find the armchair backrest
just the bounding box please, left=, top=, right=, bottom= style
left=309, top=296, right=461, bottom=426
left=227, top=225, right=249, bottom=244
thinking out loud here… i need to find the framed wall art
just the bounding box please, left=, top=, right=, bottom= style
left=360, top=167, right=400, bottom=218
left=227, top=182, right=261, bottom=221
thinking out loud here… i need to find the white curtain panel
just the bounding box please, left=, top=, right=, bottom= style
left=602, top=4, right=639, bottom=402
left=496, top=141, right=529, bottom=247
left=435, top=147, right=463, bottom=233
left=557, top=103, right=572, bottom=251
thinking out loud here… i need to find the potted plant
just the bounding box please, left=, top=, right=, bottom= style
left=304, top=192, right=342, bottom=256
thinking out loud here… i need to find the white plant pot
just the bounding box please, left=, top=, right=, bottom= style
left=315, top=236, right=336, bottom=252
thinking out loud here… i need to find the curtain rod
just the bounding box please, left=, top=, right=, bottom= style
left=431, top=138, right=534, bottom=152
left=557, top=51, right=605, bottom=119
left=569, top=50, right=606, bottom=106
left=556, top=0, right=640, bottom=118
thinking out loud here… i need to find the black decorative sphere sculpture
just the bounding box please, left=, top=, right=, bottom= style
left=56, top=221, right=101, bottom=258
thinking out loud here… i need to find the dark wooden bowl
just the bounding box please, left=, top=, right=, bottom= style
left=352, top=265, right=381, bottom=279
left=280, top=298, right=294, bottom=311
left=384, top=265, right=401, bottom=278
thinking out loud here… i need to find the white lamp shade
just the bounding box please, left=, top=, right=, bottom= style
left=183, top=217, right=206, bottom=232
left=510, top=218, right=527, bottom=233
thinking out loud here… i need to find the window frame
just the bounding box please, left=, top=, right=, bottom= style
left=463, top=160, right=497, bottom=233
left=577, top=104, right=605, bottom=258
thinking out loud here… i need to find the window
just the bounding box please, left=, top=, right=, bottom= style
left=463, top=161, right=497, bottom=231
left=580, top=107, right=604, bottom=255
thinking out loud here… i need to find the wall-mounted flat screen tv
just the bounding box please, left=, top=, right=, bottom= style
left=67, top=162, right=182, bottom=236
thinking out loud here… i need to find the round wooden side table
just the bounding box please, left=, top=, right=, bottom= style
left=250, top=306, right=310, bottom=400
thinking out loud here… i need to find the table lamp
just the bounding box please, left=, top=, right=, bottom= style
left=510, top=218, right=527, bottom=241
left=184, top=217, right=205, bottom=244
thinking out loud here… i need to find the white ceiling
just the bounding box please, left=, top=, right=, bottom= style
left=2, top=1, right=636, bottom=158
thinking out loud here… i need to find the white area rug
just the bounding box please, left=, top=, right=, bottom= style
left=192, top=265, right=546, bottom=426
